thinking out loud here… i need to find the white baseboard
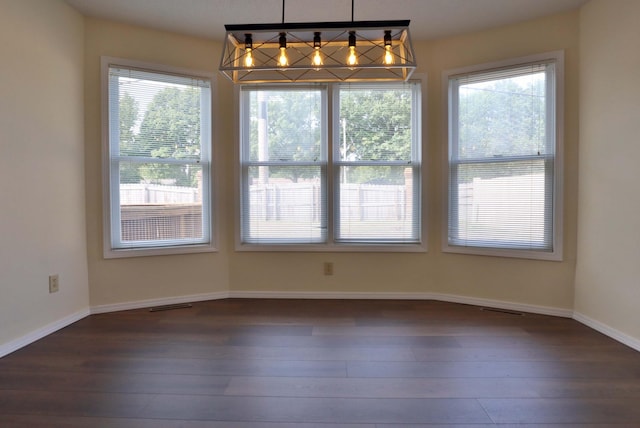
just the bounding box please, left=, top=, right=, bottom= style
left=4, top=292, right=635, bottom=361
left=227, top=290, right=433, bottom=300
left=89, top=291, right=229, bottom=314
left=428, top=292, right=574, bottom=318
left=0, top=308, right=90, bottom=358
left=573, top=311, right=640, bottom=352
left=228, top=290, right=573, bottom=318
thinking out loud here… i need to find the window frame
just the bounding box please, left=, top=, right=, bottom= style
left=236, top=79, right=426, bottom=252
left=101, top=56, right=217, bottom=259
left=238, top=84, right=329, bottom=246
left=442, top=51, right=564, bottom=261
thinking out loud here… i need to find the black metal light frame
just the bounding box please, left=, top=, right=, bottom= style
left=219, top=20, right=417, bottom=83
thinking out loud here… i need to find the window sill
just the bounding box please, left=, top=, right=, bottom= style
left=442, top=244, right=562, bottom=261
left=104, top=243, right=217, bottom=259
left=235, top=242, right=427, bottom=253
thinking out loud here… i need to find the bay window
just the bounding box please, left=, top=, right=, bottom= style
left=239, top=82, right=422, bottom=250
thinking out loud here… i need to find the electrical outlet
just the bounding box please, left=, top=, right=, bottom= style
left=49, top=274, right=59, bottom=293
left=324, top=262, right=334, bottom=276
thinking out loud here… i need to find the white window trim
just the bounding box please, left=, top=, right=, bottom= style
left=441, top=52, right=564, bottom=261
left=234, top=75, right=428, bottom=253
left=101, top=56, right=218, bottom=259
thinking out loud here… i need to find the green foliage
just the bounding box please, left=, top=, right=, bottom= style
left=455, top=76, right=547, bottom=183
left=247, top=87, right=414, bottom=184
left=118, top=92, right=141, bottom=183
left=121, top=86, right=202, bottom=187
left=458, top=78, right=545, bottom=159
left=340, top=88, right=412, bottom=184
left=249, top=90, right=322, bottom=182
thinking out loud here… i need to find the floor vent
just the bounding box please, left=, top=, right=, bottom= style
left=480, top=307, right=524, bottom=316
left=149, top=303, right=193, bottom=312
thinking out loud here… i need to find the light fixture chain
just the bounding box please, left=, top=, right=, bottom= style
left=282, top=0, right=285, bottom=24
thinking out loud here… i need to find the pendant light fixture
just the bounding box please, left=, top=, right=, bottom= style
left=312, top=32, right=323, bottom=68
left=277, top=32, right=289, bottom=67
left=347, top=31, right=358, bottom=67
left=219, top=0, right=416, bottom=83
left=243, top=34, right=254, bottom=67
left=383, top=30, right=394, bottom=65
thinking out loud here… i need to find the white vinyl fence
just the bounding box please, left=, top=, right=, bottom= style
left=249, top=182, right=408, bottom=222
left=120, top=183, right=200, bottom=205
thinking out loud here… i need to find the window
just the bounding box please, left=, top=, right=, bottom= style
left=102, top=58, right=214, bottom=257
left=239, top=82, right=422, bottom=249
left=336, top=84, right=421, bottom=243
left=444, top=52, right=563, bottom=260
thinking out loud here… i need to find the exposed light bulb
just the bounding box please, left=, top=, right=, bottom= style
left=244, top=48, right=254, bottom=67
left=278, top=47, right=289, bottom=67
left=244, top=34, right=254, bottom=68
left=312, top=32, right=323, bottom=69
left=347, top=46, right=358, bottom=66
left=312, top=49, right=323, bottom=67
left=384, top=45, right=394, bottom=65
left=347, top=31, right=358, bottom=67
left=277, top=32, right=288, bottom=67
left=383, top=30, right=394, bottom=66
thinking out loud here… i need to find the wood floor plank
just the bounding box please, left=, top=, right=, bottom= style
left=0, top=391, right=492, bottom=424
left=312, top=325, right=529, bottom=337
left=376, top=424, right=640, bottom=428
left=227, top=334, right=461, bottom=348
left=224, top=376, right=640, bottom=399
left=0, top=355, right=347, bottom=377
left=455, top=333, right=618, bottom=347
left=411, top=344, right=640, bottom=362
left=143, top=395, right=494, bottom=424
left=19, top=340, right=417, bottom=362
left=0, top=371, right=231, bottom=395
left=479, top=398, right=640, bottom=424
left=0, top=415, right=373, bottom=428
left=0, top=390, right=153, bottom=419
left=347, top=360, right=640, bottom=379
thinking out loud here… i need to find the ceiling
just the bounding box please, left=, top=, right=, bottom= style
left=64, top=0, right=588, bottom=42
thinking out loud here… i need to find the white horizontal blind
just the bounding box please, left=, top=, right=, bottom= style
left=335, top=83, right=421, bottom=243
left=108, top=66, right=211, bottom=249
left=448, top=62, right=556, bottom=251
left=240, top=86, right=327, bottom=244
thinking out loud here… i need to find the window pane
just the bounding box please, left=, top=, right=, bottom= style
left=457, top=69, right=548, bottom=159
left=339, top=85, right=413, bottom=161
left=111, top=69, right=207, bottom=161
left=119, top=162, right=205, bottom=244
left=244, top=166, right=326, bottom=244
left=336, top=83, right=420, bottom=244
left=449, top=159, right=552, bottom=249
left=247, top=89, right=322, bottom=162
left=337, top=166, right=419, bottom=242
left=241, top=87, right=326, bottom=245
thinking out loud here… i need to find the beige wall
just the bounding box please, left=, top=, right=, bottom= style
left=575, top=0, right=640, bottom=339
left=0, top=0, right=89, bottom=346
left=83, top=19, right=232, bottom=306
left=424, top=11, right=580, bottom=308
left=82, top=10, right=579, bottom=311
left=230, top=11, right=580, bottom=311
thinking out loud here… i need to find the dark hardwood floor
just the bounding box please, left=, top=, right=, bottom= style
left=2, top=298, right=640, bottom=427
